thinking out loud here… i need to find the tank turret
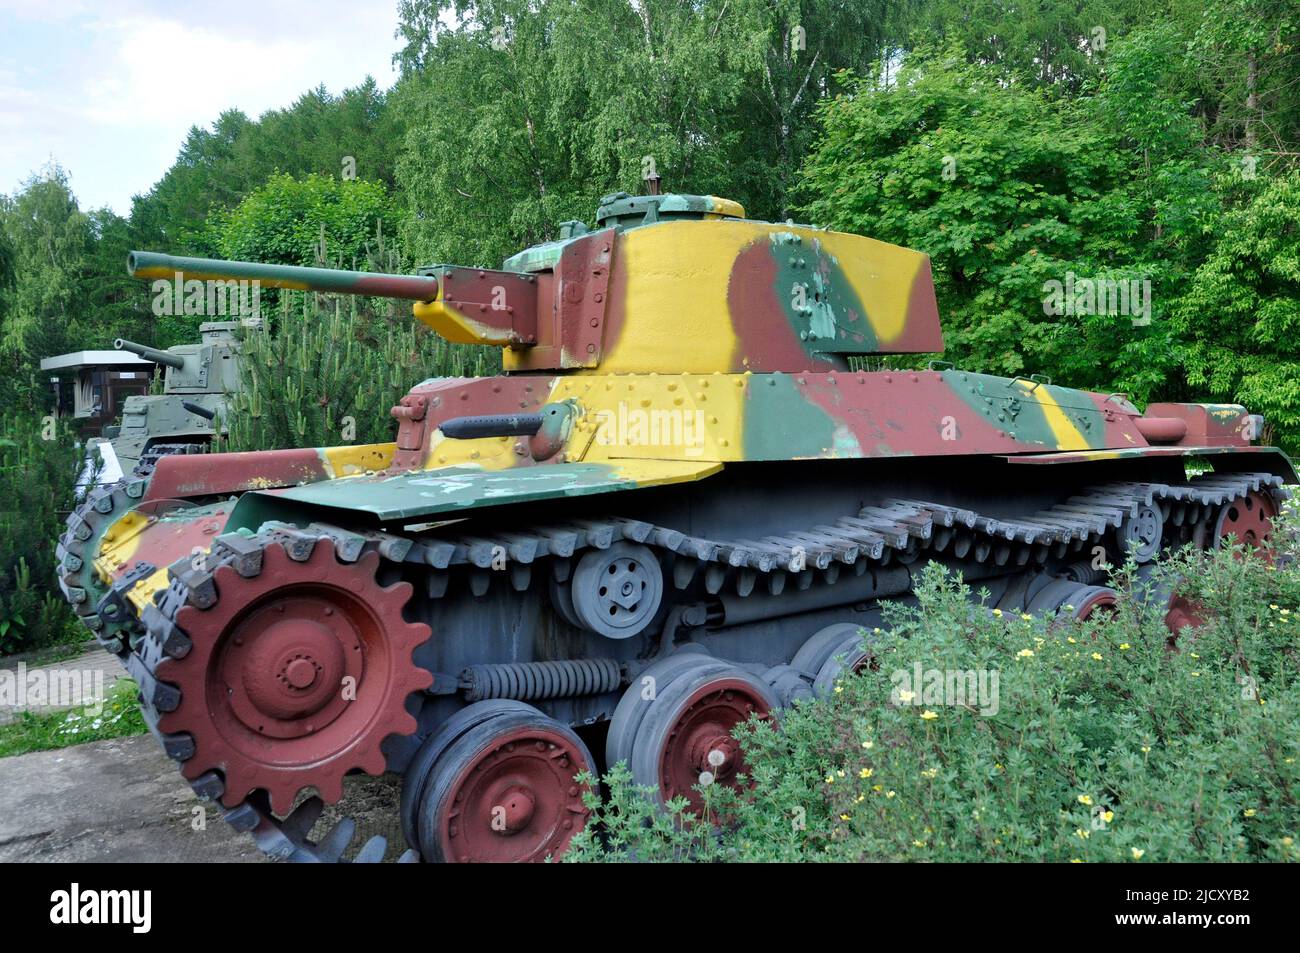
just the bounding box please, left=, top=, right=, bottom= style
left=114, top=321, right=243, bottom=395
left=126, top=191, right=943, bottom=374
left=92, top=322, right=251, bottom=476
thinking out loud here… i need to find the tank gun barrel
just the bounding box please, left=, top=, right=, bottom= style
left=127, top=251, right=440, bottom=302
left=114, top=338, right=185, bottom=369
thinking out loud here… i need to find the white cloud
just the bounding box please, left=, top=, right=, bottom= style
left=0, top=0, right=402, bottom=213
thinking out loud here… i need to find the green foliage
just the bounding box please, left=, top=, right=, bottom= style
left=576, top=540, right=1300, bottom=863
left=0, top=168, right=95, bottom=380
left=210, top=172, right=403, bottom=268
left=130, top=80, right=405, bottom=257
left=0, top=167, right=155, bottom=412
left=393, top=0, right=896, bottom=266
left=182, top=172, right=409, bottom=346
left=798, top=37, right=1300, bottom=448
left=1173, top=173, right=1300, bottom=453
left=223, top=299, right=493, bottom=452
left=801, top=44, right=1208, bottom=396
left=0, top=411, right=83, bottom=655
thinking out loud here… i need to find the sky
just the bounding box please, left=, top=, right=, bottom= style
left=0, top=0, right=403, bottom=216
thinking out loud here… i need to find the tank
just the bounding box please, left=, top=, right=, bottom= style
left=102, top=321, right=248, bottom=476
left=57, top=191, right=1294, bottom=863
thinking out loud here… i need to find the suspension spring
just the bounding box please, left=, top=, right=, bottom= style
left=459, top=658, right=623, bottom=702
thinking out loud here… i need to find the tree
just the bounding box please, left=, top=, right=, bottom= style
left=0, top=167, right=94, bottom=381
left=798, top=46, right=1173, bottom=393
left=392, top=0, right=898, bottom=265
left=211, top=172, right=403, bottom=269
left=1172, top=173, right=1300, bottom=452
left=129, top=79, right=404, bottom=258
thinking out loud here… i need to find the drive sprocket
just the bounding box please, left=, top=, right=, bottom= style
left=143, top=534, right=432, bottom=814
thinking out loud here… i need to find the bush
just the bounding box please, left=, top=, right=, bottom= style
left=222, top=298, right=495, bottom=452
left=573, top=530, right=1300, bottom=863
left=0, top=410, right=83, bottom=655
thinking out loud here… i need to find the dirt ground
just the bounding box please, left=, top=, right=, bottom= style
left=0, top=733, right=408, bottom=863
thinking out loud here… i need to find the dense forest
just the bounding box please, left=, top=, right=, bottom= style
left=2, top=1, right=1299, bottom=649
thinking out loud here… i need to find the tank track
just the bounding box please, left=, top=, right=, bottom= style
left=55, top=476, right=151, bottom=656
left=123, top=470, right=1286, bottom=861
left=380, top=470, right=1290, bottom=603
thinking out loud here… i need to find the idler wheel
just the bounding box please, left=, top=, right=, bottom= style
left=1214, top=490, right=1280, bottom=552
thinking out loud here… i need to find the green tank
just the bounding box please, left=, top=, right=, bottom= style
left=97, top=321, right=247, bottom=478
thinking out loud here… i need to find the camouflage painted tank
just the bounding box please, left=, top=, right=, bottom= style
left=106, top=321, right=245, bottom=477
left=59, top=192, right=1294, bottom=863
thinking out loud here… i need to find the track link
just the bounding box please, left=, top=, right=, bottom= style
left=55, top=476, right=150, bottom=656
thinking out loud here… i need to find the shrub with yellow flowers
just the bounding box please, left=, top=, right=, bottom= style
left=568, top=511, right=1300, bottom=863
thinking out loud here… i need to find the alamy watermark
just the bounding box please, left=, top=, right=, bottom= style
left=0, top=663, right=105, bottom=717
left=890, top=662, right=1000, bottom=716
left=151, top=274, right=261, bottom=318
left=594, top=403, right=707, bottom=457
left=1041, top=271, right=1151, bottom=327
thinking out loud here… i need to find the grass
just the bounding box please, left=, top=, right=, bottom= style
left=0, top=677, right=147, bottom=758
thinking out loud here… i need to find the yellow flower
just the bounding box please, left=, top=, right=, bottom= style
left=1017, top=648, right=1035, bottom=658
left=1070, top=858, right=1084, bottom=863
left=1091, top=652, right=1103, bottom=661
left=1190, top=671, right=1201, bottom=677
left=1119, top=643, right=1131, bottom=651
left=855, top=794, right=865, bottom=804
left=1102, top=811, right=1114, bottom=823
left=1270, top=604, right=1279, bottom=611
left=920, top=709, right=939, bottom=720
left=1075, top=828, right=1090, bottom=840
left=1141, top=745, right=1151, bottom=754
left=912, top=840, right=926, bottom=848
left=1020, top=613, right=1033, bottom=621
left=1034, top=636, right=1045, bottom=645
left=1131, top=848, right=1145, bottom=860
left=834, top=685, right=843, bottom=694
left=1281, top=836, right=1294, bottom=847
left=825, top=775, right=835, bottom=784
left=1190, top=652, right=1200, bottom=659
left=886, top=790, right=897, bottom=799
left=1244, top=808, right=1257, bottom=818
left=921, top=768, right=938, bottom=779
left=1067, top=636, right=1077, bottom=644
left=1282, top=609, right=1291, bottom=616
left=1078, top=794, right=1094, bottom=806
left=837, top=769, right=846, bottom=778
left=861, top=740, right=874, bottom=749
left=872, top=784, right=883, bottom=792
left=992, top=608, right=1003, bottom=617
left=898, top=689, right=916, bottom=704
left=860, top=768, right=874, bottom=779
left=839, top=814, right=850, bottom=821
